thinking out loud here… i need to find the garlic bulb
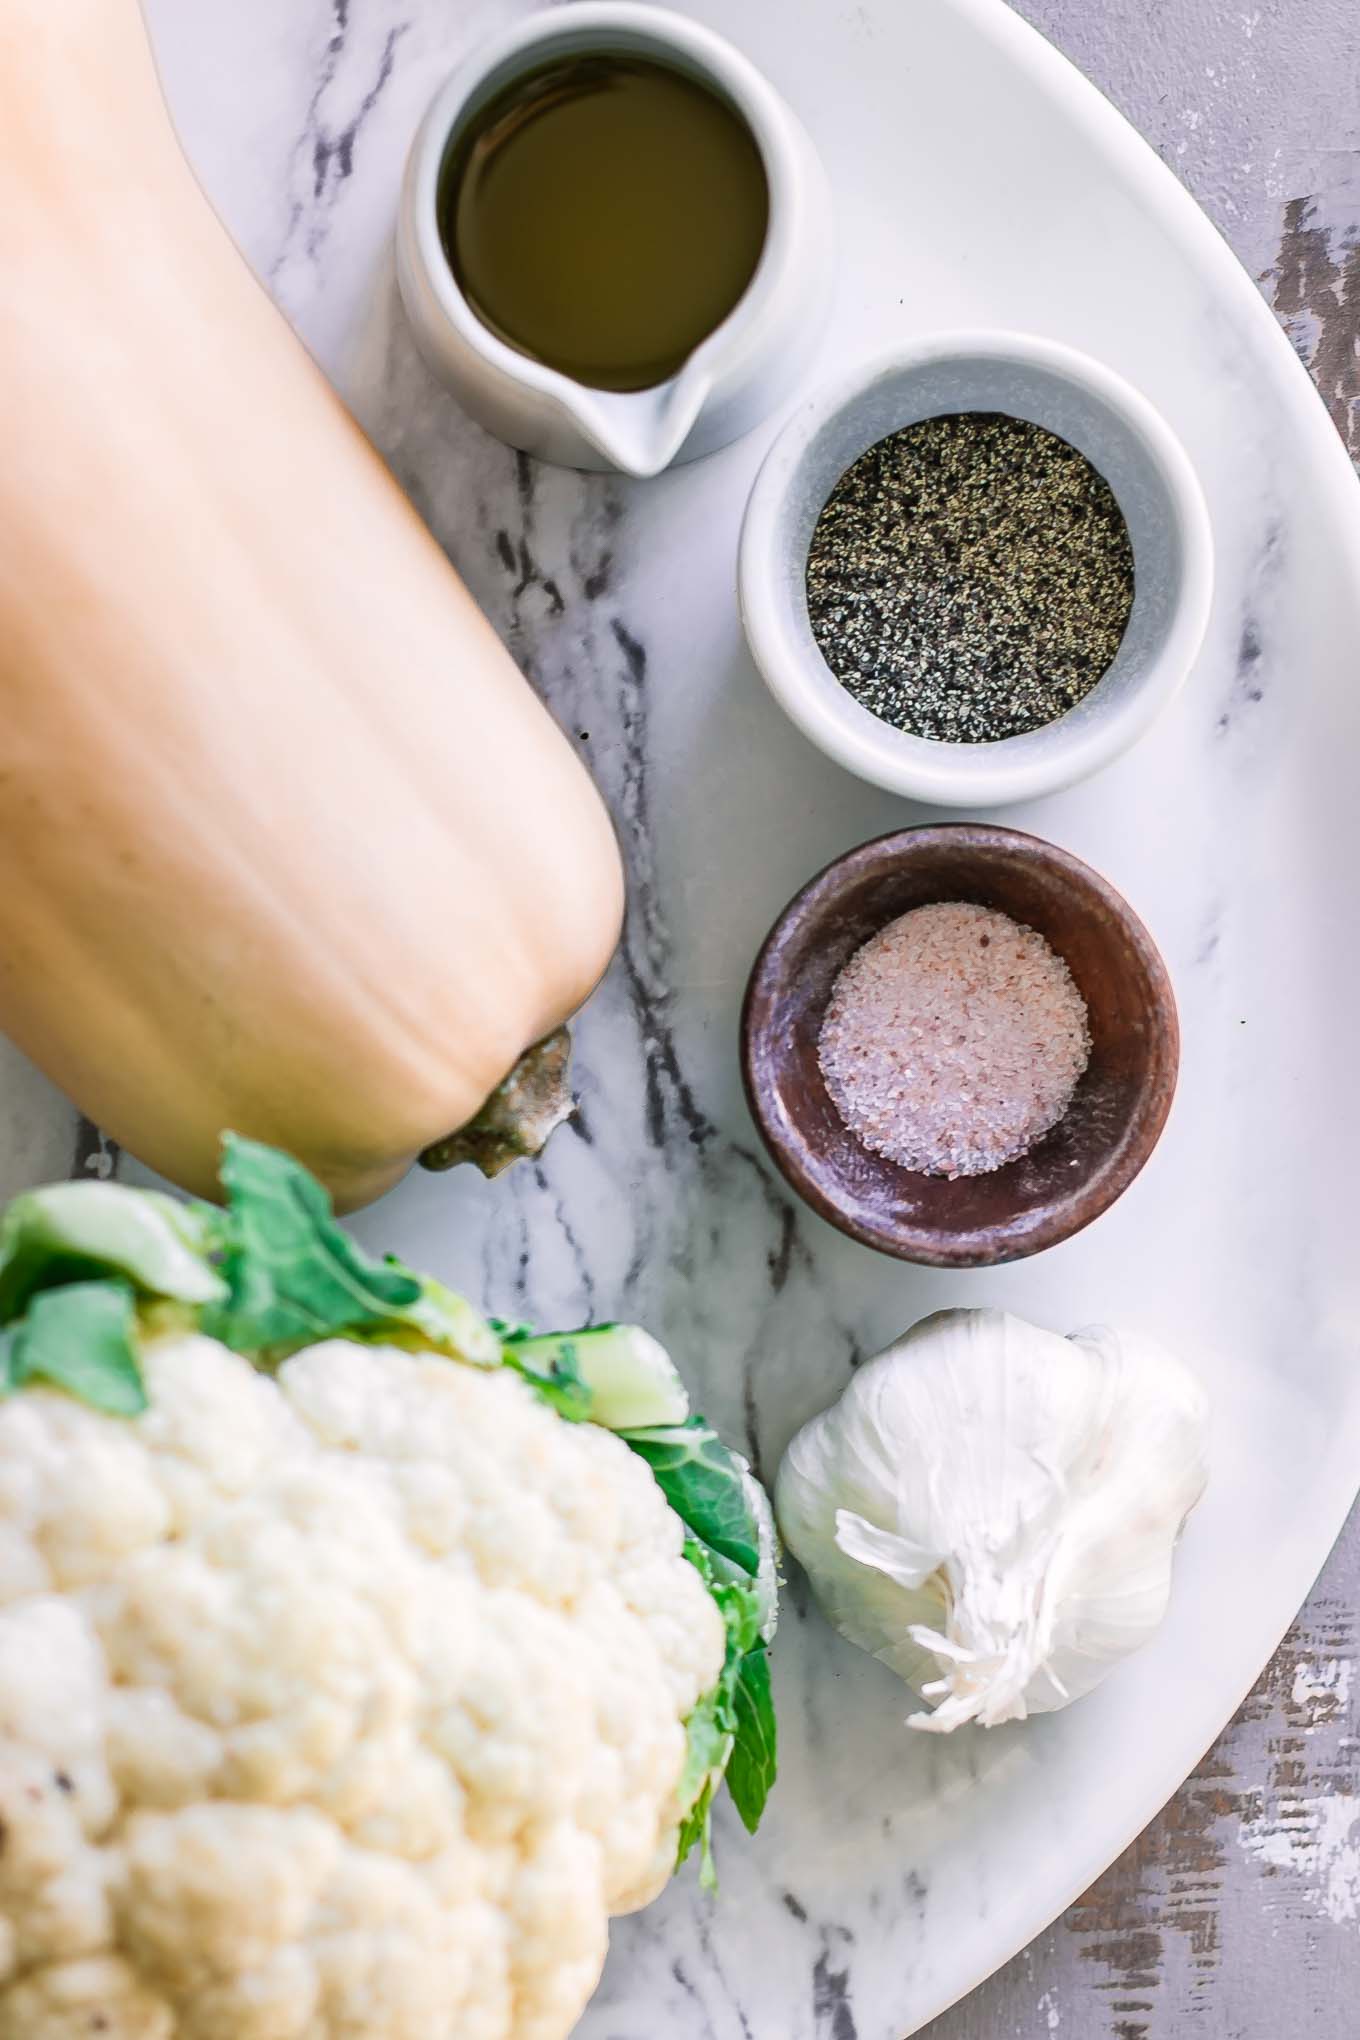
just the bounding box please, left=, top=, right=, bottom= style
left=775, top=1309, right=1208, bottom=1732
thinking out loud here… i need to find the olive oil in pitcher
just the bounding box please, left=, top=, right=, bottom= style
left=439, top=52, right=770, bottom=394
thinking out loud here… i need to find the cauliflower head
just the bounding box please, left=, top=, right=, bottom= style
left=0, top=1140, right=778, bottom=2040
left=0, top=1334, right=723, bottom=2039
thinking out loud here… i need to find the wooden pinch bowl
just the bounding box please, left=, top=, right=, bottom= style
left=740, top=825, right=1179, bottom=1267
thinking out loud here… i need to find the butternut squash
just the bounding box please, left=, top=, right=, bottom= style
left=0, top=2, right=624, bottom=1210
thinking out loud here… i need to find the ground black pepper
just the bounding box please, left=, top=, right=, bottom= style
left=805, top=412, right=1135, bottom=742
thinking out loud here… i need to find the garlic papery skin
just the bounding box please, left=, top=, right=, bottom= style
left=774, top=1309, right=1208, bottom=1732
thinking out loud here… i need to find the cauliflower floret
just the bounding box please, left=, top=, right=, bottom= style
left=0, top=1336, right=726, bottom=2040
left=0, top=1956, right=173, bottom=2040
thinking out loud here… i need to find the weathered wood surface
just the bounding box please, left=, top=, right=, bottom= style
left=926, top=4, right=1360, bottom=2033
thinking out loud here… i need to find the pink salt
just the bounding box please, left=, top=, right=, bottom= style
left=818, top=901, right=1091, bottom=1178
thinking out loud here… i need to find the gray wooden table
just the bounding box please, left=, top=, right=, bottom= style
left=923, top=4, right=1360, bottom=2033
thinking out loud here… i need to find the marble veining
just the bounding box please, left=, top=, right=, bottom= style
left=44, top=0, right=1360, bottom=2034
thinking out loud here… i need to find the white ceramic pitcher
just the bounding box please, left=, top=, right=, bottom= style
left=397, top=3, right=835, bottom=477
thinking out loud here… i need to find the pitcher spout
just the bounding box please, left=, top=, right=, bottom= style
left=568, top=358, right=714, bottom=479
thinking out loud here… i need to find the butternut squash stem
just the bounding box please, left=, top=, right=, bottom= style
left=419, top=1028, right=574, bottom=1177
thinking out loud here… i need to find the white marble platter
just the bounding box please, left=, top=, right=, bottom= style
left=32, top=0, right=1359, bottom=2032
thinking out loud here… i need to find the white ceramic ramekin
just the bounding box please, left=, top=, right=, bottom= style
left=738, top=333, right=1214, bottom=807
